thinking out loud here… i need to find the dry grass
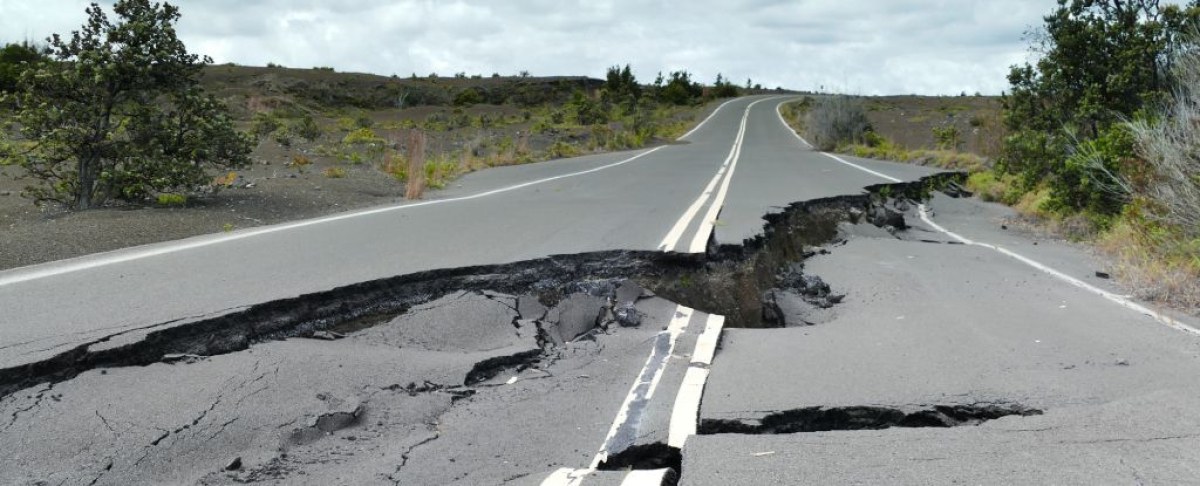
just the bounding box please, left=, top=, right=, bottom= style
left=405, top=130, right=426, bottom=200
left=1097, top=220, right=1200, bottom=312
left=843, top=140, right=988, bottom=173
left=804, top=96, right=870, bottom=151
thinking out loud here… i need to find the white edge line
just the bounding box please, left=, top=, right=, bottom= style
left=678, top=97, right=742, bottom=140
left=667, top=314, right=724, bottom=448
left=0, top=146, right=662, bottom=287
left=2, top=95, right=750, bottom=287
left=918, top=205, right=1200, bottom=336
left=774, top=100, right=1199, bottom=336
left=774, top=98, right=814, bottom=149
left=620, top=469, right=671, bottom=486
left=589, top=305, right=693, bottom=469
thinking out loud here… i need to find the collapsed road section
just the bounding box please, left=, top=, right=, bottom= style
left=0, top=174, right=965, bottom=485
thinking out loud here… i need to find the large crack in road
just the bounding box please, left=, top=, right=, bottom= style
left=0, top=173, right=968, bottom=485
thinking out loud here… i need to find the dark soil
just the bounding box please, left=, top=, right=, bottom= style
left=864, top=95, right=1004, bottom=157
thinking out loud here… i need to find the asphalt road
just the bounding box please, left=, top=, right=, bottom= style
left=685, top=195, right=1200, bottom=484
left=3, top=94, right=1198, bottom=485
left=0, top=95, right=934, bottom=370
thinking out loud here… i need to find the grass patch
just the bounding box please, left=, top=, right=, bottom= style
left=155, top=193, right=187, bottom=206
left=322, top=166, right=347, bottom=178
left=1097, top=214, right=1200, bottom=311
left=840, top=133, right=988, bottom=173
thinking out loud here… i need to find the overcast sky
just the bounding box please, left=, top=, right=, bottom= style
left=2, top=0, right=1060, bottom=95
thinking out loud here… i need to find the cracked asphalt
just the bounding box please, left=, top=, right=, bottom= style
left=684, top=196, right=1200, bottom=485
left=3, top=95, right=1199, bottom=485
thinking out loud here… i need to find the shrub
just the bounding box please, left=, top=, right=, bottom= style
left=711, top=73, right=739, bottom=98
left=250, top=112, right=282, bottom=138
left=1049, top=125, right=1135, bottom=217
left=804, top=96, right=870, bottom=151
left=454, top=88, right=483, bottom=106
left=289, top=154, right=312, bottom=172
left=966, top=171, right=1020, bottom=204
left=932, top=124, right=961, bottom=150
left=322, top=166, right=346, bottom=178
left=342, top=127, right=382, bottom=145
left=1128, top=42, right=1200, bottom=241
left=335, top=117, right=357, bottom=132
left=423, top=159, right=458, bottom=189
left=272, top=127, right=292, bottom=147
left=405, top=130, right=427, bottom=199
left=566, top=90, right=607, bottom=125
left=546, top=141, right=580, bottom=159
left=292, top=115, right=322, bottom=142
left=659, top=70, right=702, bottom=105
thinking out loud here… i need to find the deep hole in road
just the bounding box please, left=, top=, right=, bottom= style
left=699, top=404, right=1044, bottom=435
left=597, top=442, right=684, bottom=478
left=0, top=173, right=966, bottom=482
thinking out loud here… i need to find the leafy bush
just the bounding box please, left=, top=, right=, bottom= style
left=1050, top=125, right=1135, bottom=217
left=272, top=127, right=292, bottom=147
left=932, top=124, right=961, bottom=150
left=546, top=141, right=580, bottom=159
left=804, top=96, right=870, bottom=151
left=454, top=88, right=483, bottom=106
left=292, top=115, right=322, bottom=142
left=966, top=171, right=1020, bottom=204
left=566, top=90, right=607, bottom=125
left=250, top=112, right=282, bottom=138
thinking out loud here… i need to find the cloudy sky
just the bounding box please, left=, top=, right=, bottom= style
left=1, top=0, right=1059, bottom=95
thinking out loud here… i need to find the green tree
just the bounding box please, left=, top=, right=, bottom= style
left=453, top=87, right=483, bottom=106
left=566, top=90, right=607, bottom=125
left=1003, top=0, right=1200, bottom=213
left=1, top=0, right=251, bottom=209
left=659, top=70, right=701, bottom=105
left=0, top=41, right=47, bottom=93
left=711, top=73, right=739, bottom=98
left=602, top=64, right=641, bottom=105
left=1001, top=0, right=1200, bottom=214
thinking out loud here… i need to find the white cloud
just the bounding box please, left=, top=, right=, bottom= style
left=1, top=0, right=1061, bottom=94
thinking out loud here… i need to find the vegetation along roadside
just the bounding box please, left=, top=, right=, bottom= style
left=0, top=0, right=775, bottom=270
left=783, top=0, right=1200, bottom=313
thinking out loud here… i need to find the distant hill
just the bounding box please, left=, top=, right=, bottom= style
left=200, top=65, right=603, bottom=119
